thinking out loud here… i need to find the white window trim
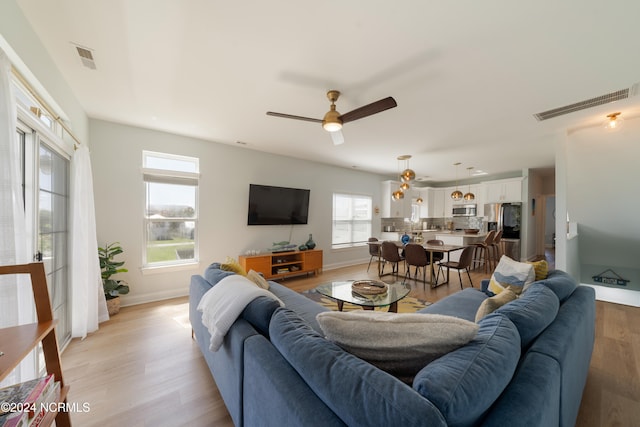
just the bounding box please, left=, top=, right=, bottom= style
left=331, top=192, right=373, bottom=249
left=141, top=152, right=200, bottom=271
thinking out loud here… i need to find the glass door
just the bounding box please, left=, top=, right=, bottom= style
left=37, top=142, right=71, bottom=347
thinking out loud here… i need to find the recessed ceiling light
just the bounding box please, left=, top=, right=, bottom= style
left=472, top=170, right=488, bottom=176
left=236, top=141, right=248, bottom=146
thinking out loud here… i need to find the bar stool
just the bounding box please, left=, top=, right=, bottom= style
left=472, top=230, right=496, bottom=273
left=489, top=230, right=503, bottom=267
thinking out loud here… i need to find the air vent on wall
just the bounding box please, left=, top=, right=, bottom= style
left=74, top=45, right=96, bottom=70
left=534, top=87, right=635, bottom=121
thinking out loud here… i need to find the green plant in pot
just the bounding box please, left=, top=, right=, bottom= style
left=99, top=242, right=130, bottom=315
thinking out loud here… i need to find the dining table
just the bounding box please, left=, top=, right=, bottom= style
left=367, top=240, right=465, bottom=287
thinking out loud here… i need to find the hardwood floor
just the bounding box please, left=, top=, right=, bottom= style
left=62, top=255, right=639, bottom=426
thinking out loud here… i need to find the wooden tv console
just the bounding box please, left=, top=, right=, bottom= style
left=239, top=249, right=322, bottom=280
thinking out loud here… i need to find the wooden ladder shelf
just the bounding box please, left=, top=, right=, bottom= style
left=0, top=262, right=71, bottom=427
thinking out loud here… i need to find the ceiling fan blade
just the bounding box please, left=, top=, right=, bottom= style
left=330, top=129, right=344, bottom=145
left=266, top=111, right=322, bottom=123
left=339, top=97, right=397, bottom=123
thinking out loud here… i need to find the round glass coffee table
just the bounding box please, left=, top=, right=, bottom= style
left=314, top=280, right=410, bottom=313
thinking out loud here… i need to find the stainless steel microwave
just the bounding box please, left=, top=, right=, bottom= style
left=452, top=204, right=477, bottom=217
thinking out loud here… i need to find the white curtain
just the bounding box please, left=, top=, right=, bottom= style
left=0, top=48, right=35, bottom=383
left=71, top=144, right=109, bottom=339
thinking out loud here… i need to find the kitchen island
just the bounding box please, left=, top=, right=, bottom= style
left=436, top=231, right=487, bottom=262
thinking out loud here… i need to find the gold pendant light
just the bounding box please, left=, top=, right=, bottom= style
left=392, top=154, right=415, bottom=200
left=451, top=162, right=463, bottom=200
left=463, top=167, right=475, bottom=201
left=399, top=154, right=416, bottom=182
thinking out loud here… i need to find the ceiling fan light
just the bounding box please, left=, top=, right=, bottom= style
left=603, top=112, right=623, bottom=131
left=451, top=190, right=463, bottom=200
left=323, top=109, right=343, bottom=132
left=323, top=121, right=343, bottom=132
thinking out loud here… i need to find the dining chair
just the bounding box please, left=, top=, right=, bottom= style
left=366, top=237, right=381, bottom=272
left=425, top=239, right=445, bottom=283
left=404, top=243, right=429, bottom=284
left=380, top=241, right=404, bottom=277
left=437, top=245, right=475, bottom=289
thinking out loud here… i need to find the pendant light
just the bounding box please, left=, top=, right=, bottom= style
left=399, top=154, right=415, bottom=182
left=451, top=162, right=463, bottom=200
left=392, top=156, right=405, bottom=200
left=603, top=112, right=623, bottom=131
left=463, top=167, right=475, bottom=201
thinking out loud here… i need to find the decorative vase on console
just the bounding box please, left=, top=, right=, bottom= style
left=305, top=234, right=316, bottom=249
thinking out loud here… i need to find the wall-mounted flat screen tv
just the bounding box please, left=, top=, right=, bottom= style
left=247, top=184, right=310, bottom=225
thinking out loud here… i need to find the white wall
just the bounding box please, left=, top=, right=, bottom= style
left=565, top=118, right=640, bottom=303
left=90, top=119, right=386, bottom=305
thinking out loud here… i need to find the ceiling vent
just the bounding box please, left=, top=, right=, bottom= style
left=75, top=45, right=96, bottom=70
left=534, top=87, right=634, bottom=121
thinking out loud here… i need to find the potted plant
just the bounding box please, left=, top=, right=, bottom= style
left=99, top=242, right=130, bottom=315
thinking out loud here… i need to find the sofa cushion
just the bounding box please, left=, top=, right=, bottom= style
left=538, top=270, right=578, bottom=303
left=494, top=282, right=559, bottom=349
left=270, top=308, right=449, bottom=427
left=488, top=255, right=535, bottom=295
left=203, top=263, right=236, bottom=286
left=197, top=274, right=284, bottom=351
left=418, top=288, right=487, bottom=322
left=413, top=313, right=521, bottom=427
left=268, top=282, right=329, bottom=333
left=241, top=296, right=282, bottom=337
left=316, top=311, right=478, bottom=383
left=475, top=288, right=518, bottom=322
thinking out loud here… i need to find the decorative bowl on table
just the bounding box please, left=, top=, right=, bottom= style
left=351, top=280, right=388, bottom=295
left=464, top=228, right=480, bottom=234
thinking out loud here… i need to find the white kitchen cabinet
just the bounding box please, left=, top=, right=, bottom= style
left=460, top=184, right=485, bottom=216
left=484, top=178, right=522, bottom=203
left=431, top=188, right=447, bottom=218
left=416, top=188, right=429, bottom=218
left=381, top=180, right=412, bottom=217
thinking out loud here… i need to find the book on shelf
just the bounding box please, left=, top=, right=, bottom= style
left=28, top=381, right=60, bottom=427
left=1, top=411, right=28, bottom=427
left=0, top=374, right=55, bottom=427
left=24, top=375, right=54, bottom=419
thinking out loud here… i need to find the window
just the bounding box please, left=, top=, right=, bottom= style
left=142, top=151, right=199, bottom=268
left=332, top=193, right=372, bottom=248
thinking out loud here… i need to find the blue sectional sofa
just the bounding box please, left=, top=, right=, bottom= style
left=189, top=264, right=595, bottom=427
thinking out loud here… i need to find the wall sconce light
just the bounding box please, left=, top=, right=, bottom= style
left=603, top=112, right=623, bottom=131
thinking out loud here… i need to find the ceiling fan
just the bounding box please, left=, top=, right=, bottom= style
left=266, top=90, right=397, bottom=145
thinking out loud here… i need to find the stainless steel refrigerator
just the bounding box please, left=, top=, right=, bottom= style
left=485, top=202, right=521, bottom=260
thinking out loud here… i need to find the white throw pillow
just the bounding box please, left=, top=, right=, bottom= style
left=488, top=255, right=535, bottom=296
left=246, top=269, right=270, bottom=289
left=316, top=311, right=478, bottom=383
